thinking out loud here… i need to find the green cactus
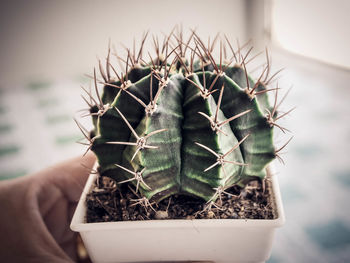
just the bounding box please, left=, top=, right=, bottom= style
left=78, top=30, right=291, bottom=206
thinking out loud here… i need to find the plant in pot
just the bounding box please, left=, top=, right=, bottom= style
left=71, top=29, right=292, bottom=263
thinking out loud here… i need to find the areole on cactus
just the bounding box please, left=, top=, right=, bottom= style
left=77, top=29, right=292, bottom=206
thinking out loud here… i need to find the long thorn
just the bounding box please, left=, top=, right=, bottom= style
left=114, top=106, right=139, bottom=139
left=173, top=50, right=189, bottom=75
left=241, top=56, right=250, bottom=90
left=275, top=106, right=296, bottom=121
left=106, top=40, right=111, bottom=81
left=195, top=142, right=220, bottom=157
left=215, top=84, right=225, bottom=123
left=272, top=122, right=290, bottom=133
left=98, top=59, right=108, bottom=83
left=276, top=86, right=292, bottom=112
left=149, top=73, right=153, bottom=105
left=184, top=29, right=196, bottom=55
left=125, top=49, right=130, bottom=80
left=81, top=95, right=93, bottom=108
left=198, top=111, right=213, bottom=122
left=255, top=87, right=279, bottom=95
left=123, top=89, right=147, bottom=108
left=144, top=128, right=167, bottom=139
left=204, top=162, right=219, bottom=172
left=240, top=46, right=253, bottom=66
left=108, top=62, right=122, bottom=82
left=271, top=84, right=279, bottom=117
left=81, top=85, right=99, bottom=106
left=208, top=73, right=220, bottom=92
left=186, top=77, right=204, bottom=93
left=131, top=147, right=140, bottom=162
left=137, top=30, right=149, bottom=62
left=222, top=160, right=248, bottom=166
left=266, top=68, right=285, bottom=85
left=218, top=109, right=252, bottom=126
left=275, top=136, right=293, bottom=153
left=106, top=141, right=138, bottom=146
left=223, top=134, right=250, bottom=158
left=224, top=34, right=238, bottom=63
left=202, top=65, right=206, bottom=89
left=74, top=119, right=90, bottom=141
left=245, top=50, right=264, bottom=65
left=94, top=68, right=103, bottom=106
left=252, top=64, right=269, bottom=92
left=115, top=164, right=136, bottom=175
left=210, top=32, right=220, bottom=52
left=219, top=40, right=223, bottom=72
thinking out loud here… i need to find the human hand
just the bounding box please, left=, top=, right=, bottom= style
left=0, top=152, right=95, bottom=263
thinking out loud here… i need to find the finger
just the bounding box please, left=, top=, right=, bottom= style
left=36, top=151, right=96, bottom=203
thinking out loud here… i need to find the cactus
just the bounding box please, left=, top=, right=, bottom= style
left=77, top=29, right=292, bottom=207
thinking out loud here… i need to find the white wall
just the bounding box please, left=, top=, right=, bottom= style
left=0, top=0, right=247, bottom=86
left=272, top=0, right=350, bottom=69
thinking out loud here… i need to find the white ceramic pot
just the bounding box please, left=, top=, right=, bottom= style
left=71, top=165, right=285, bottom=263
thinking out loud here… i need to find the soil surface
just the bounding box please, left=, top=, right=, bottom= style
left=86, top=176, right=276, bottom=223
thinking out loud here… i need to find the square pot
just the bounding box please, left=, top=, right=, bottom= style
left=71, top=165, right=285, bottom=263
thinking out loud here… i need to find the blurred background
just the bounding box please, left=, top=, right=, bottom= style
left=0, top=0, right=349, bottom=262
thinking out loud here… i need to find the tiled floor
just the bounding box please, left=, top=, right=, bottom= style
left=0, top=49, right=349, bottom=262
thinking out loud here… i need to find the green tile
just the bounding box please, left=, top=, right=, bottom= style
left=0, top=124, right=13, bottom=134
left=37, top=98, right=60, bottom=108
left=0, top=145, right=20, bottom=157
left=0, top=170, right=27, bottom=180
left=27, top=81, right=51, bottom=91
left=55, top=134, right=81, bottom=145
left=0, top=106, right=6, bottom=115
left=334, top=170, right=350, bottom=187
left=293, top=144, right=325, bottom=157
left=281, top=185, right=306, bottom=203
left=45, top=114, right=71, bottom=125
left=306, top=220, right=350, bottom=250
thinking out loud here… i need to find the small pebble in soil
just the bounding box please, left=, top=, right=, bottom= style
left=154, top=210, right=169, bottom=219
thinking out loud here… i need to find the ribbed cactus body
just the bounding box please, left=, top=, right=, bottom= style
left=181, top=75, right=244, bottom=200
left=89, top=63, right=275, bottom=203
left=122, top=74, right=184, bottom=200
left=85, top=34, right=281, bottom=203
